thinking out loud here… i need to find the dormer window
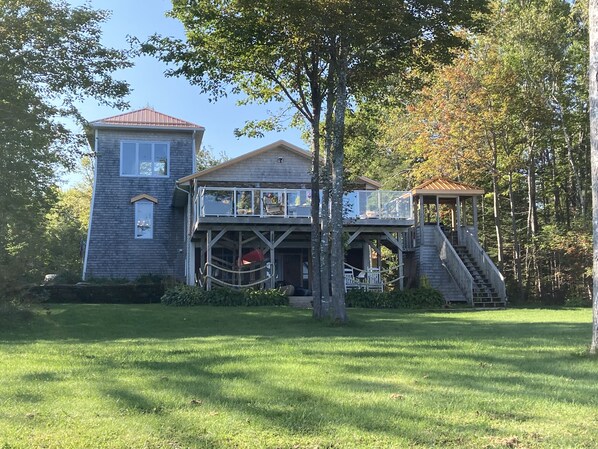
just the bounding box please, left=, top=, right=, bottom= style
left=121, top=141, right=169, bottom=177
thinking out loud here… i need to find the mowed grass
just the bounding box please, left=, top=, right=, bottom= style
left=0, top=305, right=596, bottom=449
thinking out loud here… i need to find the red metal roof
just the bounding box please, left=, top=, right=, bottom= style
left=90, top=108, right=203, bottom=130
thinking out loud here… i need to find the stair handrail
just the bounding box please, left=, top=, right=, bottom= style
left=458, top=227, right=507, bottom=303
left=431, top=225, right=474, bottom=304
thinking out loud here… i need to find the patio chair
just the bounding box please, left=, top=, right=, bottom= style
left=366, top=268, right=383, bottom=292
left=263, top=194, right=284, bottom=215
left=344, top=268, right=361, bottom=292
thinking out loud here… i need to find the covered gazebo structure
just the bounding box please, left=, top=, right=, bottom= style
left=411, top=177, right=485, bottom=243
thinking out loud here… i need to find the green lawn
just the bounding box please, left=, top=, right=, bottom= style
left=0, top=305, right=596, bottom=448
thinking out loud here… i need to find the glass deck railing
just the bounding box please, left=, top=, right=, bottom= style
left=194, top=187, right=413, bottom=221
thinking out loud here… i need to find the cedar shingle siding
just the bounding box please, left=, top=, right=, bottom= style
left=196, top=147, right=311, bottom=185
left=84, top=129, right=193, bottom=280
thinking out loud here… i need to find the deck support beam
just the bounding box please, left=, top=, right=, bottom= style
left=384, top=231, right=404, bottom=290
left=346, top=228, right=365, bottom=245
left=251, top=227, right=297, bottom=288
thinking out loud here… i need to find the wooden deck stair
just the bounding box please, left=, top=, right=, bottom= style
left=452, top=245, right=506, bottom=308
left=419, top=226, right=506, bottom=308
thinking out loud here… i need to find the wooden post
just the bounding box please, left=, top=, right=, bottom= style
left=187, top=240, right=195, bottom=286
left=456, top=197, right=461, bottom=230
left=383, top=230, right=404, bottom=291
left=270, top=230, right=276, bottom=289
left=451, top=204, right=456, bottom=231
left=399, top=244, right=404, bottom=290
left=206, top=230, right=212, bottom=291
left=238, top=231, right=243, bottom=287
left=472, top=196, right=479, bottom=241
left=419, top=195, right=425, bottom=244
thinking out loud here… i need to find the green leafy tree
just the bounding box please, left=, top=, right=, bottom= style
left=196, top=146, right=229, bottom=172
left=42, top=184, right=91, bottom=280
left=381, top=0, right=589, bottom=303
left=144, top=0, right=487, bottom=322
left=0, top=0, right=131, bottom=291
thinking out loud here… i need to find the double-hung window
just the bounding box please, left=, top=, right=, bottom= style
left=121, top=141, right=170, bottom=177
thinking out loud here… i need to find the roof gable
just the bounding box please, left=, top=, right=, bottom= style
left=178, top=140, right=381, bottom=188
left=90, top=108, right=204, bottom=130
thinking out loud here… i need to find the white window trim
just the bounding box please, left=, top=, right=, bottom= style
left=120, top=141, right=170, bottom=178
left=135, top=200, right=154, bottom=239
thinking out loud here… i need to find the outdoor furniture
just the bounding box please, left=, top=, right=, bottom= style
left=263, top=194, right=284, bottom=215
left=344, top=268, right=361, bottom=292
left=365, top=268, right=383, bottom=292
left=265, top=203, right=284, bottom=215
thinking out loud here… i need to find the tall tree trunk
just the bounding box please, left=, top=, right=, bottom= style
left=527, top=152, right=539, bottom=236
left=554, top=96, right=586, bottom=217
left=551, top=152, right=563, bottom=224
left=492, top=175, right=504, bottom=269
left=508, top=171, right=523, bottom=299
left=329, top=40, right=348, bottom=323
left=491, top=141, right=504, bottom=268
left=320, top=76, right=335, bottom=314
left=589, top=0, right=598, bottom=354
left=310, top=109, right=323, bottom=318
left=527, top=148, right=542, bottom=298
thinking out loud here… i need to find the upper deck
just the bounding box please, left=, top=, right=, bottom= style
left=192, top=186, right=414, bottom=230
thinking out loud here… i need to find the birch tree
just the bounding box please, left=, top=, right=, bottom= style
left=589, top=0, right=598, bottom=354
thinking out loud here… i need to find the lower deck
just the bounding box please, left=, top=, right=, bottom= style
left=189, top=225, right=412, bottom=292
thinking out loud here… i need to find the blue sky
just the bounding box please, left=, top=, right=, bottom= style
left=64, top=0, right=305, bottom=184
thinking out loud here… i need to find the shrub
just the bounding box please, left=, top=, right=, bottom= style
left=244, top=288, right=288, bottom=306
left=161, top=286, right=289, bottom=307
left=160, top=285, right=205, bottom=306
left=135, top=274, right=178, bottom=288
left=52, top=271, right=81, bottom=285
left=0, top=299, right=35, bottom=326
left=0, top=286, right=42, bottom=327
left=27, top=284, right=164, bottom=304
left=345, top=287, right=444, bottom=309
left=564, top=296, right=592, bottom=308
left=85, top=276, right=130, bottom=285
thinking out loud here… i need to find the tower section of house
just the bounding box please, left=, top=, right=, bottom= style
left=83, top=108, right=204, bottom=281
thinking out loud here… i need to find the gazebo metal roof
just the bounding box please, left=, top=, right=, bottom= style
left=411, top=177, right=484, bottom=197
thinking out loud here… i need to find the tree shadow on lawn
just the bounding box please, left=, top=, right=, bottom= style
left=0, top=304, right=591, bottom=344
left=95, top=348, right=496, bottom=447
left=3, top=306, right=596, bottom=446
left=93, top=338, right=598, bottom=447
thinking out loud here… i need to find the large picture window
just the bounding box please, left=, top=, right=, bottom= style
left=121, top=141, right=169, bottom=177
left=135, top=201, right=154, bottom=239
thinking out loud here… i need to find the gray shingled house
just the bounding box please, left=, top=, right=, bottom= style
left=83, top=108, right=507, bottom=307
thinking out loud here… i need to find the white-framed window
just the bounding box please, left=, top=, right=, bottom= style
left=121, top=141, right=170, bottom=177
left=135, top=200, right=154, bottom=239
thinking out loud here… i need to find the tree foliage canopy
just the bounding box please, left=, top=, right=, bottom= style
left=143, top=0, right=488, bottom=321
left=0, top=0, right=131, bottom=288
left=364, top=0, right=590, bottom=303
